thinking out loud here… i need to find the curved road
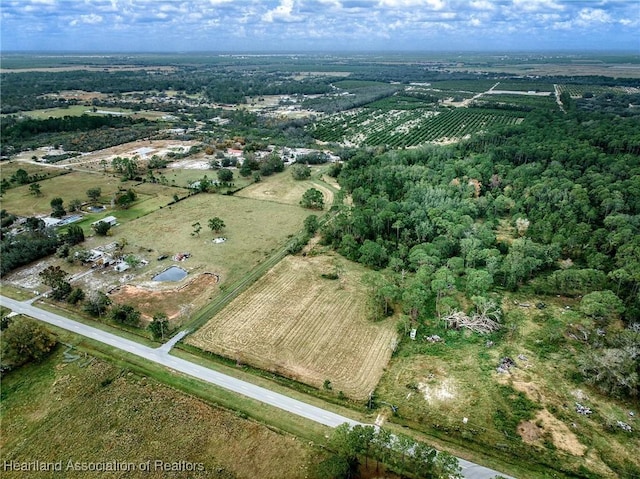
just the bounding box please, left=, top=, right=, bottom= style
left=0, top=294, right=514, bottom=479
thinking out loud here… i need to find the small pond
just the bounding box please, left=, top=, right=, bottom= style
left=88, top=206, right=106, bottom=213
left=152, top=266, right=187, bottom=282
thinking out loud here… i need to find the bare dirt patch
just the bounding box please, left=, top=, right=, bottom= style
left=187, top=254, right=397, bottom=399
left=55, top=139, right=200, bottom=171
left=518, top=410, right=587, bottom=457
left=518, top=420, right=543, bottom=443
left=166, top=158, right=211, bottom=169
left=109, top=273, right=220, bottom=322
left=418, top=377, right=457, bottom=403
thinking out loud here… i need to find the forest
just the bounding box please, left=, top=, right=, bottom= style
left=321, top=109, right=639, bottom=399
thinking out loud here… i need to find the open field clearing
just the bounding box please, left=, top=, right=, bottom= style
left=0, top=350, right=313, bottom=479
left=0, top=171, right=125, bottom=217
left=0, top=160, right=69, bottom=183
left=7, top=139, right=201, bottom=173
left=2, top=192, right=307, bottom=324
left=376, top=293, right=640, bottom=478
left=447, top=63, right=640, bottom=79
left=0, top=65, right=177, bottom=73
left=51, top=139, right=201, bottom=171
left=108, top=194, right=309, bottom=310
left=27, top=107, right=168, bottom=121
left=160, top=166, right=254, bottom=191
left=236, top=168, right=334, bottom=208
left=188, top=254, right=398, bottom=400
left=109, top=273, right=220, bottom=322
left=0, top=170, right=188, bottom=225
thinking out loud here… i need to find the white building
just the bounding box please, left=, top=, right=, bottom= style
left=92, top=215, right=117, bottom=227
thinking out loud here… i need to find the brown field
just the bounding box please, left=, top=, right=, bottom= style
left=1, top=350, right=313, bottom=479
left=236, top=168, right=334, bottom=209
left=187, top=254, right=398, bottom=400
left=110, top=273, right=220, bottom=322
left=52, top=139, right=201, bottom=171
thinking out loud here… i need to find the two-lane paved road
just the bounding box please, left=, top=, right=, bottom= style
left=0, top=295, right=514, bottom=479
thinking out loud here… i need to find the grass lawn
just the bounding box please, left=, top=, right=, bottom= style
left=0, top=170, right=190, bottom=231
left=0, top=161, right=69, bottom=184
left=0, top=171, right=125, bottom=217
left=116, top=193, right=309, bottom=284
left=236, top=167, right=334, bottom=209
left=160, top=167, right=253, bottom=191
left=0, top=347, right=316, bottom=479
left=20, top=105, right=137, bottom=119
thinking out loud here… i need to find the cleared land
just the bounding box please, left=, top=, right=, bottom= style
left=0, top=349, right=313, bottom=479
left=236, top=168, right=334, bottom=209
left=1, top=190, right=308, bottom=324
left=104, top=194, right=309, bottom=319
left=188, top=254, right=397, bottom=400
left=375, top=293, right=640, bottom=478
left=0, top=170, right=126, bottom=217
left=0, top=169, right=188, bottom=230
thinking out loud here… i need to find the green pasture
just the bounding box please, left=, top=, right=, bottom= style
left=0, top=161, right=69, bottom=184
left=160, top=168, right=253, bottom=191
left=0, top=171, right=125, bottom=217
left=0, top=170, right=189, bottom=229
left=474, top=94, right=558, bottom=110
left=428, top=79, right=500, bottom=93
left=8, top=105, right=166, bottom=121
left=495, top=81, right=555, bottom=92
left=114, top=193, right=309, bottom=286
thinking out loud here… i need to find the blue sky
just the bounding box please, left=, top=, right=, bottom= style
left=1, top=0, right=638, bottom=52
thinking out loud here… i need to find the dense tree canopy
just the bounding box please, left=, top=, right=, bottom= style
left=322, top=111, right=639, bottom=322
left=1, top=318, right=57, bottom=370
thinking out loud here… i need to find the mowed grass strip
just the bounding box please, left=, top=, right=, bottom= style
left=187, top=254, right=397, bottom=400
left=0, top=348, right=315, bottom=479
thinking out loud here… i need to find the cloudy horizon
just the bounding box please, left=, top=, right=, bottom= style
left=1, top=0, right=638, bottom=53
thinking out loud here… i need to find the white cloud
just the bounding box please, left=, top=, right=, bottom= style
left=469, top=17, right=482, bottom=27
left=378, top=0, right=446, bottom=8
left=512, top=0, right=564, bottom=12
left=1, top=0, right=638, bottom=51
left=469, top=0, right=495, bottom=11
left=576, top=8, right=612, bottom=25
left=263, top=0, right=304, bottom=23
left=70, top=13, right=103, bottom=26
